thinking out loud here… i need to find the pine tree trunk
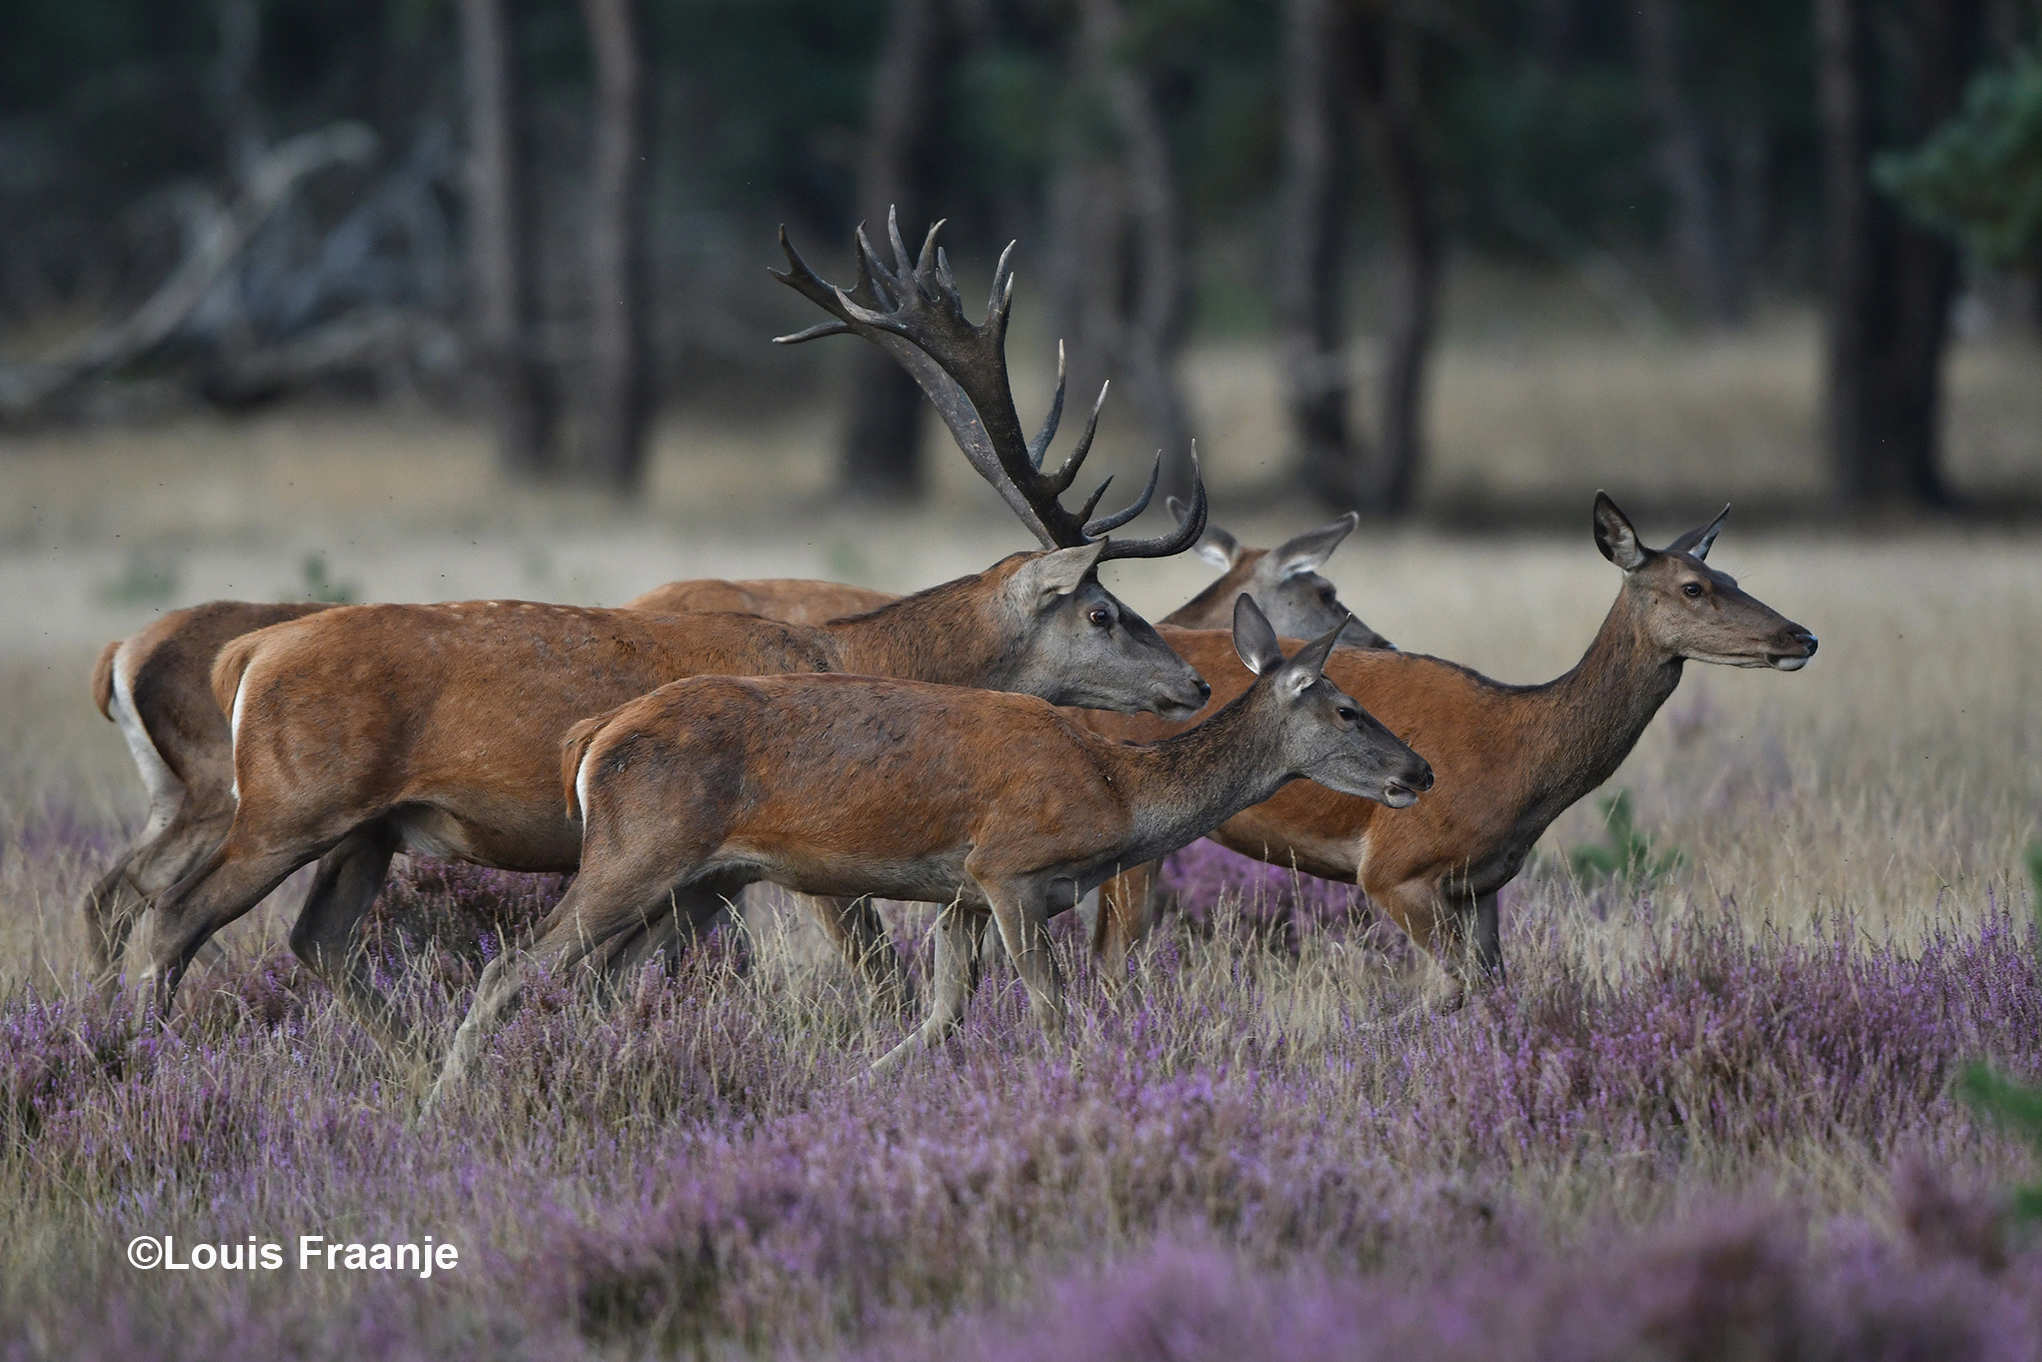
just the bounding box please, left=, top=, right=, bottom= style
left=840, top=0, right=950, bottom=502
left=1352, top=4, right=1439, bottom=515
left=579, top=0, right=650, bottom=490
left=458, top=0, right=553, bottom=477
left=1278, top=0, right=1360, bottom=504
left=1633, top=0, right=1742, bottom=324
left=1817, top=0, right=1982, bottom=510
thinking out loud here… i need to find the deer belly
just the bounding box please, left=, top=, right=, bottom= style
left=737, top=844, right=975, bottom=906
left=392, top=805, right=581, bottom=874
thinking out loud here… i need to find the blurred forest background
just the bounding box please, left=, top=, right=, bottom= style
left=2, top=0, right=2040, bottom=527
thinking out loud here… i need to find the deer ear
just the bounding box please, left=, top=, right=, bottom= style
left=1232, top=594, right=1285, bottom=675
left=1666, top=504, right=1730, bottom=560
left=1593, top=491, right=1648, bottom=572
left=1273, top=511, right=1358, bottom=578
left=1011, top=541, right=1106, bottom=608
left=1173, top=496, right=1239, bottom=570
left=1279, top=616, right=1346, bottom=695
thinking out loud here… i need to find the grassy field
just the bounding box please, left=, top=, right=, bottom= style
left=1, top=319, right=2040, bottom=1357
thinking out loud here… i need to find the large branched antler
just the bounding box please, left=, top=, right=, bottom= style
left=771, top=209, right=1205, bottom=561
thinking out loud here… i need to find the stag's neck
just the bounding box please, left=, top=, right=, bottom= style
left=1517, top=590, right=1684, bottom=815
left=818, top=577, right=1016, bottom=688
left=1109, top=687, right=1291, bottom=863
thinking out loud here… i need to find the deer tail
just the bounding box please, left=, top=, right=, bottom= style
left=90, top=641, right=121, bottom=720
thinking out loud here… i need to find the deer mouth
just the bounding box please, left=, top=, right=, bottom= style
left=1379, top=779, right=1421, bottom=809
left=1768, top=630, right=1818, bottom=671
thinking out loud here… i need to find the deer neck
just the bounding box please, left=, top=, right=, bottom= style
left=1110, top=686, right=1291, bottom=863
left=817, top=578, right=1018, bottom=688
left=1520, top=588, right=1684, bottom=812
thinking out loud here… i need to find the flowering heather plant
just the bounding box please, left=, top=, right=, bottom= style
left=1159, top=838, right=1366, bottom=938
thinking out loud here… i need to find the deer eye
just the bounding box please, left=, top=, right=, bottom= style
left=1682, top=582, right=1704, bottom=598
left=1337, top=706, right=1359, bottom=723
left=1088, top=607, right=1112, bottom=627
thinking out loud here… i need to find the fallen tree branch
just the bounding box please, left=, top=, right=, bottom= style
left=0, top=122, right=377, bottom=415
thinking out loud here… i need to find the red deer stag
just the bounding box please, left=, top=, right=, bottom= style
left=426, top=597, right=1432, bottom=1100
left=133, top=218, right=1215, bottom=1068
left=1082, top=494, right=1817, bottom=1002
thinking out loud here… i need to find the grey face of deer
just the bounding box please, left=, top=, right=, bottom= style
left=1003, top=544, right=1211, bottom=718
left=1233, top=597, right=1432, bottom=808
left=1593, top=494, right=1818, bottom=671
left=1177, top=500, right=1392, bottom=649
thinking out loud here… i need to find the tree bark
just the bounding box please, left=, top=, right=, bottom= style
left=1816, top=0, right=1982, bottom=510
left=840, top=0, right=952, bottom=502
left=1078, top=0, right=1197, bottom=502
left=579, top=0, right=651, bottom=490
left=1351, top=4, right=1439, bottom=515
left=1632, top=0, right=1742, bottom=324
left=1278, top=0, right=1360, bottom=503
left=458, top=0, right=553, bottom=479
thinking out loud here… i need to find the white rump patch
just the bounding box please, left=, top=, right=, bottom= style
left=112, top=649, right=182, bottom=837
left=228, top=672, right=250, bottom=804
left=574, top=747, right=595, bottom=825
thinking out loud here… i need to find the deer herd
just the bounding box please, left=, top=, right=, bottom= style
left=78, top=214, right=1818, bottom=1108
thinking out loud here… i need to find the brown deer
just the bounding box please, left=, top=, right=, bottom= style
left=426, top=597, right=1433, bottom=1100
left=622, top=502, right=1393, bottom=1005
left=82, top=601, right=332, bottom=978
left=1081, top=494, right=1818, bottom=1002
left=132, top=218, right=1217, bottom=1065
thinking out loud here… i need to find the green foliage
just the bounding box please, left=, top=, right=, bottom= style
left=284, top=552, right=358, bottom=604
left=1876, top=51, right=2042, bottom=271
left=1566, top=789, right=1685, bottom=889
left=96, top=548, right=180, bottom=606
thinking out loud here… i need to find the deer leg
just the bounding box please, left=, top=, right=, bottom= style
left=870, top=899, right=985, bottom=1074
left=1471, top=890, right=1505, bottom=985
left=84, top=803, right=235, bottom=987
left=427, top=867, right=728, bottom=1110
left=286, top=823, right=421, bottom=1072
left=1094, top=861, right=1163, bottom=985
left=803, top=893, right=915, bottom=1018
left=137, top=832, right=328, bottom=1024
left=979, top=875, right=1066, bottom=1041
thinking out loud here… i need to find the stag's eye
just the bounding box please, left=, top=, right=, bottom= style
left=1320, top=586, right=1338, bottom=603
left=1337, top=706, right=1359, bottom=723
left=1088, top=607, right=1112, bottom=628
left=1682, top=582, right=1705, bottom=599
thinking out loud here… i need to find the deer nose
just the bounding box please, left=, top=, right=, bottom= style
left=1797, top=631, right=1819, bottom=657
left=1414, top=762, right=1435, bottom=792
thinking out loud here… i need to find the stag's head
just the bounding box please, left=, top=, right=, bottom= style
left=985, top=542, right=1210, bottom=718
left=1233, top=597, right=1432, bottom=808
left=1593, top=493, right=1817, bottom=671
left=1171, top=498, right=1392, bottom=648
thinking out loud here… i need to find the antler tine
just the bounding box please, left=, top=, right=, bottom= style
left=1042, top=380, right=1108, bottom=496
left=1027, top=341, right=1069, bottom=470
left=987, top=240, right=1016, bottom=321
left=1074, top=475, right=1115, bottom=527
left=1095, top=447, right=1207, bottom=562
left=1083, top=451, right=1162, bottom=537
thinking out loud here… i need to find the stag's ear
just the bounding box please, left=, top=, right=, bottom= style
left=1232, top=594, right=1286, bottom=675
left=1667, top=504, right=1730, bottom=560
left=1280, top=616, right=1346, bottom=696
left=1011, top=541, right=1106, bottom=609
left=1273, top=511, right=1358, bottom=579
left=1173, top=496, right=1239, bottom=570
left=1593, top=492, right=1648, bottom=571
